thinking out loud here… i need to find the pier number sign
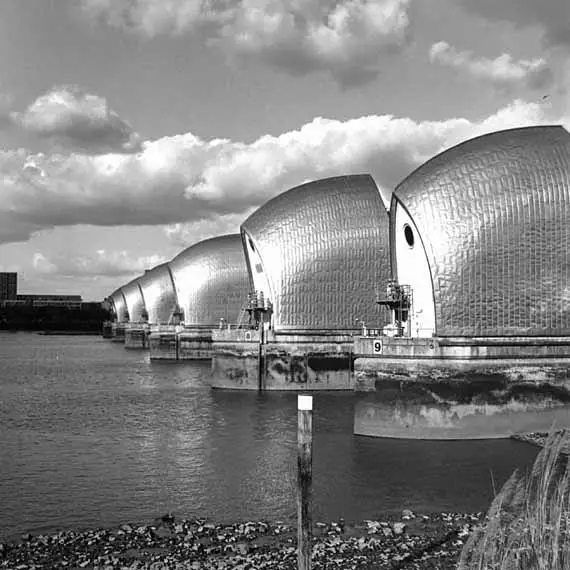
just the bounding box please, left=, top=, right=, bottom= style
left=373, top=339, right=383, bottom=354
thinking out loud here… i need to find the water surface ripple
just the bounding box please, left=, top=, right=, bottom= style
left=0, top=333, right=539, bottom=541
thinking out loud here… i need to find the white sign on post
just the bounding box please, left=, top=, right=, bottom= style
left=298, top=395, right=313, bottom=410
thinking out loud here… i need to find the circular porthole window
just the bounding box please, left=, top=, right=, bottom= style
left=404, top=224, right=415, bottom=248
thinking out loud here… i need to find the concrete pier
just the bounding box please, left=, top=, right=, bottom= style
left=178, top=327, right=213, bottom=360
left=149, top=325, right=180, bottom=360
left=353, top=336, right=570, bottom=439
left=110, top=322, right=126, bottom=343
left=124, top=323, right=150, bottom=349
left=148, top=326, right=214, bottom=360
left=211, top=330, right=354, bottom=390
left=211, top=329, right=262, bottom=389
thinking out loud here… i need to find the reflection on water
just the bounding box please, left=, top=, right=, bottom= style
left=0, top=333, right=540, bottom=541
left=355, top=378, right=570, bottom=439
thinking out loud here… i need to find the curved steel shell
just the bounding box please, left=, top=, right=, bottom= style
left=394, top=125, right=570, bottom=336
left=109, top=289, right=128, bottom=322
left=138, top=263, right=179, bottom=325
left=242, top=174, right=391, bottom=330
left=121, top=277, right=146, bottom=323
left=169, top=234, right=249, bottom=326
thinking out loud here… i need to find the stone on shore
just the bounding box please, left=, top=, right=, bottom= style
left=0, top=513, right=484, bottom=570
left=511, top=430, right=570, bottom=454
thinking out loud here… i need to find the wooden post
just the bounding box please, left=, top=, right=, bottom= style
left=257, top=315, right=265, bottom=391
left=257, top=342, right=264, bottom=391
left=297, top=395, right=313, bottom=570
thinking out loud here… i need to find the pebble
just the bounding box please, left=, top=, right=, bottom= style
left=393, top=522, right=406, bottom=535
left=161, top=513, right=175, bottom=525
left=0, top=512, right=484, bottom=570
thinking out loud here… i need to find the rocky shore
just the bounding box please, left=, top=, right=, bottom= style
left=0, top=512, right=484, bottom=570
left=511, top=431, right=570, bottom=454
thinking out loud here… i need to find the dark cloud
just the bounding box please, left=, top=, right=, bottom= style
left=12, top=86, right=141, bottom=153
left=83, top=0, right=413, bottom=87
left=457, top=0, right=570, bottom=48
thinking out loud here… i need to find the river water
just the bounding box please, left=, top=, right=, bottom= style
left=0, top=333, right=540, bottom=541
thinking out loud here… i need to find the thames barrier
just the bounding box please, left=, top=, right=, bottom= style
left=103, top=125, right=570, bottom=439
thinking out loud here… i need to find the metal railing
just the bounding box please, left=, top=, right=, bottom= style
left=359, top=326, right=436, bottom=338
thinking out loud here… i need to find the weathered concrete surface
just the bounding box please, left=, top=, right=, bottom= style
left=110, top=322, right=125, bottom=343
left=146, top=327, right=215, bottom=360
left=210, top=329, right=262, bottom=389
left=178, top=328, right=213, bottom=360
left=211, top=330, right=355, bottom=390
left=261, top=343, right=353, bottom=390
left=124, top=323, right=150, bottom=349
left=354, top=357, right=570, bottom=439
left=355, top=336, right=570, bottom=360
left=353, top=336, right=570, bottom=438
left=354, top=357, right=570, bottom=389
left=149, top=326, right=181, bottom=360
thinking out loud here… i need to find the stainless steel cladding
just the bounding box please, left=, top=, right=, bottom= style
left=121, top=277, right=146, bottom=323
left=137, top=263, right=179, bottom=325
left=169, top=234, right=249, bottom=326
left=393, top=125, right=570, bottom=337
left=109, top=289, right=128, bottom=322
left=241, top=175, right=391, bottom=331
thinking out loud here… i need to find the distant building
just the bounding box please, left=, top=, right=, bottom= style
left=16, top=294, right=83, bottom=309
left=0, top=273, right=17, bottom=300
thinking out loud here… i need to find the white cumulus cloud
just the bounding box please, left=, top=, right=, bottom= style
left=11, top=86, right=141, bottom=153
left=164, top=210, right=257, bottom=247
left=32, top=253, right=58, bottom=275
left=0, top=98, right=556, bottom=246
left=429, top=42, right=554, bottom=91
left=32, top=250, right=168, bottom=277
left=82, top=0, right=412, bottom=86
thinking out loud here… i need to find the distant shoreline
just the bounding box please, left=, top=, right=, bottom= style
left=35, top=330, right=101, bottom=336
left=0, top=329, right=101, bottom=335
left=0, top=329, right=101, bottom=336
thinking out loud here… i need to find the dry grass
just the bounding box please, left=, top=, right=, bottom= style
left=458, top=430, right=570, bottom=570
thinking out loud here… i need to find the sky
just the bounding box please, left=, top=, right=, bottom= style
left=0, top=0, right=569, bottom=301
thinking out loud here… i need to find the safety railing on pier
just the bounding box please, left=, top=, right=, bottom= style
left=358, top=326, right=436, bottom=338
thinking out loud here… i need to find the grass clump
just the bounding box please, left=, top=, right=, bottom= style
left=458, top=430, right=570, bottom=570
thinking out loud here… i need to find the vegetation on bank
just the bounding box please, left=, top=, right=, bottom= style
left=459, top=430, right=570, bottom=569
